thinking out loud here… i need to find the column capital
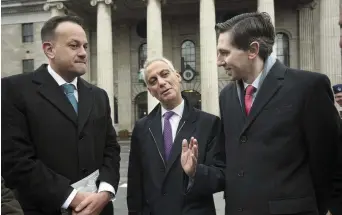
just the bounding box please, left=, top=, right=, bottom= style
left=90, top=0, right=114, bottom=6
left=297, top=0, right=318, bottom=11
left=43, top=0, right=66, bottom=12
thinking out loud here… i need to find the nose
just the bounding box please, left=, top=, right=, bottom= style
left=217, top=59, right=225, bottom=67
left=78, top=47, right=87, bottom=58
left=157, top=76, right=167, bottom=86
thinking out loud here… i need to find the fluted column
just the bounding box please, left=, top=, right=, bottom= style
left=90, top=0, right=115, bottom=123
left=298, top=1, right=316, bottom=71
left=320, top=0, right=341, bottom=86
left=257, top=0, right=276, bottom=57
left=200, top=0, right=219, bottom=116
left=43, top=0, right=66, bottom=17
left=83, top=30, right=91, bottom=82
left=146, top=0, right=163, bottom=113
left=117, top=24, right=132, bottom=131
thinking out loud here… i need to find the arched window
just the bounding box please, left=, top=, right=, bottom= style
left=134, top=92, right=147, bottom=121
left=276, top=33, right=290, bottom=66
left=139, top=43, right=147, bottom=69
left=181, top=40, right=196, bottom=71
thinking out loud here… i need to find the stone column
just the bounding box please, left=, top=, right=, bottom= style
left=320, top=0, right=342, bottom=86
left=43, top=0, right=66, bottom=17
left=90, top=0, right=115, bottom=123
left=200, top=0, right=219, bottom=116
left=298, top=1, right=316, bottom=71
left=117, top=24, right=132, bottom=131
left=257, top=0, right=276, bottom=57
left=146, top=0, right=163, bottom=113
left=83, top=29, right=91, bottom=82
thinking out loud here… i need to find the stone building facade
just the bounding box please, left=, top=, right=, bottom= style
left=1, top=0, right=341, bottom=132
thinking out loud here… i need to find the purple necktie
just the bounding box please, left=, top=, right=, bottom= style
left=163, top=111, right=174, bottom=160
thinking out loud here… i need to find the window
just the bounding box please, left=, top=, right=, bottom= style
left=22, top=23, right=34, bottom=43
left=22, top=59, right=34, bottom=73
left=276, top=33, right=290, bottom=66
left=139, top=43, right=147, bottom=69
left=181, top=40, right=196, bottom=71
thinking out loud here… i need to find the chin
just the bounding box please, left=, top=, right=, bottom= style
left=72, top=69, right=86, bottom=77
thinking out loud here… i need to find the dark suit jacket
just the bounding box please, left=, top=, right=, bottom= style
left=329, top=119, right=342, bottom=214
left=1, top=64, right=120, bottom=215
left=1, top=177, right=24, bottom=215
left=127, top=98, right=225, bottom=215
left=219, top=60, right=341, bottom=215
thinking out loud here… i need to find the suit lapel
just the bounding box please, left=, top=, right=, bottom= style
left=241, top=61, right=286, bottom=134
left=148, top=106, right=165, bottom=164
left=234, top=81, right=247, bottom=119
left=165, top=104, right=197, bottom=176
left=77, top=78, right=93, bottom=135
left=33, top=65, right=77, bottom=125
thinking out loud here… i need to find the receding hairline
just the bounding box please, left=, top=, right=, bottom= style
left=41, top=16, right=84, bottom=42
left=141, top=57, right=177, bottom=84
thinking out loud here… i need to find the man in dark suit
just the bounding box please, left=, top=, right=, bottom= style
left=126, top=58, right=225, bottom=215
left=1, top=15, right=120, bottom=215
left=187, top=12, right=341, bottom=215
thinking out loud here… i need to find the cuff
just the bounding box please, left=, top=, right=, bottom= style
left=61, top=189, right=77, bottom=209
left=98, top=181, right=116, bottom=200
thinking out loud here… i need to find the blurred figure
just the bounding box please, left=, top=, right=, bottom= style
left=1, top=177, right=24, bottom=215
left=333, top=84, right=342, bottom=108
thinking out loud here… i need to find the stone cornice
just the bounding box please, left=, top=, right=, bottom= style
left=1, top=3, right=45, bottom=15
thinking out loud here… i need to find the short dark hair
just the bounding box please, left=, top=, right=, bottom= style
left=215, top=12, right=275, bottom=61
left=41, top=15, right=84, bottom=42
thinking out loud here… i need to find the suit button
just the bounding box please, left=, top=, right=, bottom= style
left=238, top=170, right=244, bottom=177
left=79, top=132, right=85, bottom=140
left=240, top=136, right=247, bottom=143
left=163, top=192, right=167, bottom=196
left=238, top=208, right=244, bottom=212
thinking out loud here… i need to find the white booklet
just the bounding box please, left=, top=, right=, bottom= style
left=71, top=170, right=99, bottom=193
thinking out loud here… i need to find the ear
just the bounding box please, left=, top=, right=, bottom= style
left=42, top=42, right=55, bottom=59
left=248, top=41, right=260, bottom=60
left=175, top=71, right=182, bottom=82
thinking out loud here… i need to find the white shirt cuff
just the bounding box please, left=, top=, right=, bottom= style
left=61, top=189, right=78, bottom=209
left=98, top=181, right=116, bottom=200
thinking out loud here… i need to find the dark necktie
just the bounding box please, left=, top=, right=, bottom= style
left=163, top=111, right=175, bottom=160
left=62, top=84, right=78, bottom=114
left=244, top=85, right=255, bottom=115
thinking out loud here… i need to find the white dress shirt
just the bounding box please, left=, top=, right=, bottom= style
left=161, top=99, right=185, bottom=143
left=243, top=71, right=262, bottom=105
left=47, top=65, right=115, bottom=209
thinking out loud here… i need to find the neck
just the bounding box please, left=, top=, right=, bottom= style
left=242, top=58, right=264, bottom=84
left=49, top=63, right=76, bottom=83
left=162, top=94, right=183, bottom=110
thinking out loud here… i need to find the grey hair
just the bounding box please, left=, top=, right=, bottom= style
left=140, top=57, right=176, bottom=84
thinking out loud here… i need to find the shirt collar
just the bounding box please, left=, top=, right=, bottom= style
left=243, top=72, right=262, bottom=90
left=161, top=99, right=185, bottom=118
left=243, top=54, right=277, bottom=90
left=47, top=65, right=78, bottom=89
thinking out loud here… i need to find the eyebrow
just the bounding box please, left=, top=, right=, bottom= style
left=69, top=39, right=88, bottom=45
